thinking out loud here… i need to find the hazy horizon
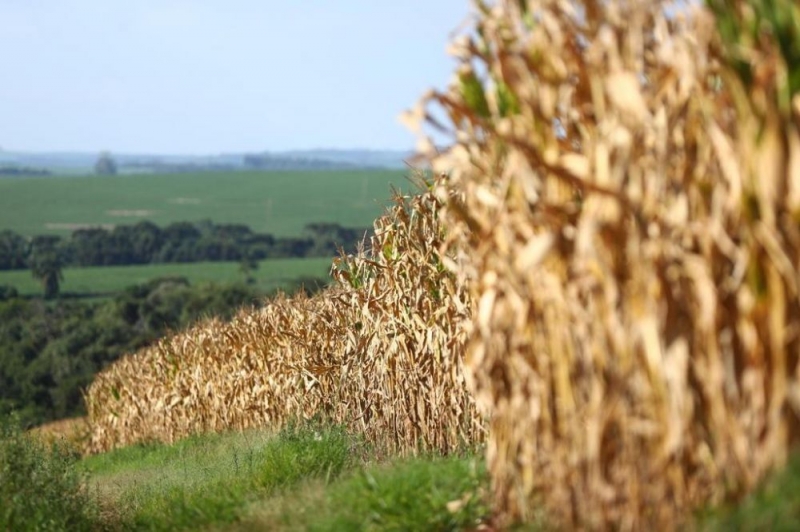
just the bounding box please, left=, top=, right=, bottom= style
left=0, top=146, right=412, bottom=157
left=1, top=1, right=469, bottom=155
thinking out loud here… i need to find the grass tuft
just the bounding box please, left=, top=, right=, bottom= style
left=698, top=452, right=800, bottom=531
left=258, top=421, right=355, bottom=491
left=304, top=454, right=491, bottom=532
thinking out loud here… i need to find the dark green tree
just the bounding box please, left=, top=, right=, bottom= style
left=0, top=285, right=18, bottom=301
left=0, top=230, right=28, bottom=270
left=239, top=253, right=259, bottom=285
left=29, top=238, right=64, bottom=299
left=130, top=221, right=163, bottom=263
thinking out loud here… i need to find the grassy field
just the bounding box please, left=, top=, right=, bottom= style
left=81, top=422, right=491, bottom=531
left=12, top=417, right=800, bottom=530
left=0, top=169, right=410, bottom=237
left=72, top=429, right=800, bottom=531
left=0, top=257, right=334, bottom=298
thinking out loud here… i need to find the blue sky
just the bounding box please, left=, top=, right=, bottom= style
left=0, top=1, right=470, bottom=154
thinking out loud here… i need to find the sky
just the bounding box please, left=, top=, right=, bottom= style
left=0, top=1, right=471, bottom=155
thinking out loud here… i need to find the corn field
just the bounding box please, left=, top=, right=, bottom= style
left=84, top=0, right=800, bottom=528
left=85, top=185, right=483, bottom=456
left=406, top=0, right=800, bottom=528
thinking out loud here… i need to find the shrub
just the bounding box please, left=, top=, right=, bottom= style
left=0, top=415, right=99, bottom=531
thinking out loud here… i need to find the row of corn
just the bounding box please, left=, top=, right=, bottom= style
left=85, top=186, right=483, bottom=456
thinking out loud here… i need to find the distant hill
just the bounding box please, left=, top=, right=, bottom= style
left=0, top=149, right=412, bottom=175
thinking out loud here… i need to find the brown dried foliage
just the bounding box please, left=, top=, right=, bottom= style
left=85, top=186, right=483, bottom=456
left=408, top=0, right=800, bottom=529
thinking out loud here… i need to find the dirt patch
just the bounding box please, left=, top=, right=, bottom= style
left=168, top=197, right=201, bottom=205
left=45, top=222, right=116, bottom=231
left=106, top=209, right=154, bottom=217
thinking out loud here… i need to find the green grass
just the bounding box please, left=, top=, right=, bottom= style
left=83, top=422, right=358, bottom=531
left=698, top=452, right=800, bottom=531
left=28, top=413, right=800, bottom=531
left=293, top=455, right=490, bottom=532
left=80, top=422, right=492, bottom=531
left=0, top=169, right=409, bottom=238
left=0, top=257, right=334, bottom=298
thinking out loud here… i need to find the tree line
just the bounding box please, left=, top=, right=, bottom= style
left=242, top=153, right=360, bottom=171
left=0, top=220, right=371, bottom=271
left=0, top=166, right=51, bottom=177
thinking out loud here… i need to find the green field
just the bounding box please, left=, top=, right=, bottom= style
left=0, top=169, right=410, bottom=237
left=0, top=257, right=334, bottom=298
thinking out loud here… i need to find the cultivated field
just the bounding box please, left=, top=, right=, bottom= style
left=7, top=0, right=800, bottom=529
left=0, top=169, right=409, bottom=237
left=0, top=257, right=333, bottom=298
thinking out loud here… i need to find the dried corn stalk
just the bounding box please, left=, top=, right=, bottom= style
left=409, top=0, right=800, bottom=528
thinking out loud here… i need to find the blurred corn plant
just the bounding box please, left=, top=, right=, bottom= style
left=709, top=0, right=800, bottom=115
left=405, top=0, right=800, bottom=529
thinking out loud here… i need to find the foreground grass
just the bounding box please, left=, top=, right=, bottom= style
left=82, top=422, right=490, bottom=531
left=0, top=257, right=332, bottom=298
left=272, top=456, right=490, bottom=531
left=698, top=452, right=800, bottom=531
left=84, top=423, right=356, bottom=530
left=85, top=427, right=800, bottom=531
left=12, top=415, right=800, bottom=531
